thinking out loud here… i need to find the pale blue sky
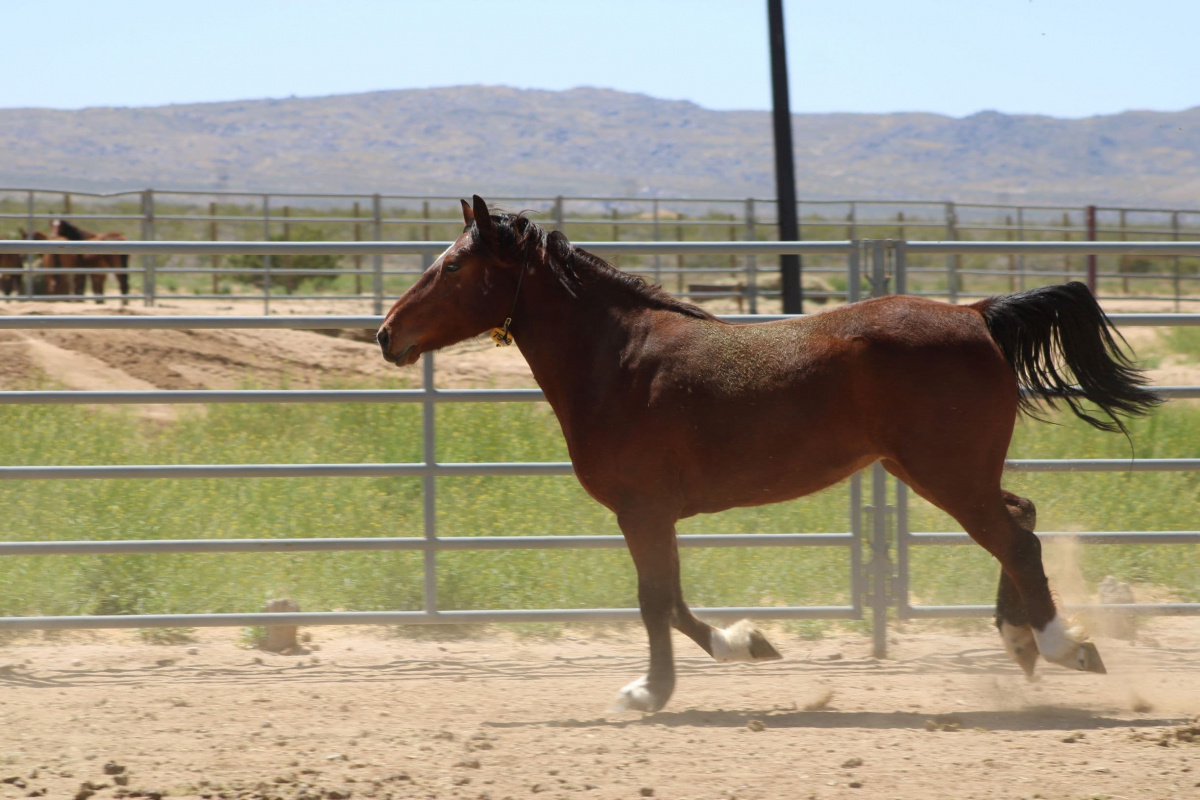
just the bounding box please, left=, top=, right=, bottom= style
left=4, top=0, right=1197, bottom=118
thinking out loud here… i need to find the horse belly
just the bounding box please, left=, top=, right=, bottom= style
left=673, top=391, right=876, bottom=516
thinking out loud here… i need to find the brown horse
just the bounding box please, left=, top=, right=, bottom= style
left=3, top=231, right=66, bottom=297
left=376, top=196, right=1159, bottom=712
left=51, top=219, right=131, bottom=303
left=0, top=248, right=22, bottom=297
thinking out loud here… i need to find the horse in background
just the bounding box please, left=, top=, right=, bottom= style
left=2, top=230, right=65, bottom=297
left=51, top=219, right=131, bottom=303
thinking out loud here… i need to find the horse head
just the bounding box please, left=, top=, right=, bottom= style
left=376, top=195, right=527, bottom=367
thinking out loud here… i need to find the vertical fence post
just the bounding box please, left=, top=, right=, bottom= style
left=1086, top=205, right=1097, bottom=294
left=209, top=201, right=219, bottom=296
left=847, top=239, right=861, bottom=303
left=870, top=459, right=891, bottom=659
left=849, top=471, right=864, bottom=620
left=846, top=202, right=857, bottom=240
left=553, top=195, right=564, bottom=232
left=62, top=192, right=71, bottom=216
left=745, top=198, right=758, bottom=314
left=353, top=201, right=363, bottom=297
left=894, top=479, right=909, bottom=620
left=652, top=198, right=662, bottom=287
left=1119, top=209, right=1129, bottom=294
left=870, top=240, right=895, bottom=658
left=282, top=205, right=292, bottom=283
left=372, top=194, right=383, bottom=315
left=611, top=207, right=620, bottom=269
left=676, top=220, right=685, bottom=294
left=421, top=200, right=432, bottom=272
left=1062, top=212, right=1072, bottom=279
left=141, top=190, right=156, bottom=307
left=1017, top=206, right=1026, bottom=291
left=945, top=202, right=958, bottom=303
left=1005, top=215, right=1016, bottom=292
left=261, top=194, right=271, bottom=315
left=23, top=191, right=34, bottom=298
left=1173, top=211, right=1182, bottom=312
left=893, top=240, right=907, bottom=296
left=422, top=348, right=438, bottom=619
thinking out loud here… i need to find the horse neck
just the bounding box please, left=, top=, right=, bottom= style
left=511, top=265, right=642, bottom=427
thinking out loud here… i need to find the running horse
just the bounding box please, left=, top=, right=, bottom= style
left=376, top=196, right=1160, bottom=712
left=51, top=219, right=131, bottom=303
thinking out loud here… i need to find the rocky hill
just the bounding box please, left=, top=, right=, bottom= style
left=2, top=85, right=1198, bottom=206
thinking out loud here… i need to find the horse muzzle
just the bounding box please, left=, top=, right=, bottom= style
left=376, top=327, right=420, bottom=366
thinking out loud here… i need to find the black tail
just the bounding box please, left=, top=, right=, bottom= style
left=974, top=281, right=1161, bottom=434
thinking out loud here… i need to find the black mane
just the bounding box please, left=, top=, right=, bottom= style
left=53, top=219, right=90, bottom=240
left=480, top=212, right=714, bottom=321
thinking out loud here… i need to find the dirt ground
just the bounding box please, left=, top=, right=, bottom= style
left=0, top=621, right=1198, bottom=800
left=1, top=296, right=1196, bottom=399
left=1, top=298, right=1197, bottom=798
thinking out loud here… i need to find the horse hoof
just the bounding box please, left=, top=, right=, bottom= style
left=608, top=676, right=666, bottom=713
left=998, top=621, right=1039, bottom=679
left=711, top=620, right=783, bottom=663
left=1033, top=618, right=1106, bottom=674
left=1073, top=641, right=1107, bottom=674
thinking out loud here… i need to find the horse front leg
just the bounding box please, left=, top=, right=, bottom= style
left=611, top=510, right=681, bottom=713
left=611, top=510, right=782, bottom=713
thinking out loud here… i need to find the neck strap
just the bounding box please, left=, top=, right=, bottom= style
left=489, top=256, right=528, bottom=347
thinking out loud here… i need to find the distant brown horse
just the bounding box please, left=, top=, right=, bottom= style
left=51, top=219, right=131, bottom=303
left=2, top=230, right=66, bottom=297
left=0, top=248, right=22, bottom=297
left=376, top=196, right=1159, bottom=712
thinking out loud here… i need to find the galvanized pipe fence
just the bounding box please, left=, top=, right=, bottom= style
left=0, top=238, right=1198, bottom=660
left=5, top=188, right=1200, bottom=311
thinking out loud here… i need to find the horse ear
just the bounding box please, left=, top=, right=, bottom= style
left=471, top=195, right=496, bottom=239
left=460, top=199, right=473, bottom=227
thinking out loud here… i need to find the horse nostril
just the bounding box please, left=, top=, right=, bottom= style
left=376, top=327, right=390, bottom=357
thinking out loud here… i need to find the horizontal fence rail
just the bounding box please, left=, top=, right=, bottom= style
left=0, top=238, right=1197, bottom=656
left=7, top=184, right=1200, bottom=315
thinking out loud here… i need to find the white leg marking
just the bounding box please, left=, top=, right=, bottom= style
left=1033, top=615, right=1089, bottom=668
left=609, top=676, right=661, bottom=713
left=710, top=619, right=781, bottom=663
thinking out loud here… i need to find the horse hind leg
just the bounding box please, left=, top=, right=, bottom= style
left=996, top=492, right=1040, bottom=678
left=882, top=459, right=1105, bottom=676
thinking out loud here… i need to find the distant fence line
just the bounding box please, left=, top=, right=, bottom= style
left=0, top=238, right=1198, bottom=658
left=3, top=187, right=1200, bottom=312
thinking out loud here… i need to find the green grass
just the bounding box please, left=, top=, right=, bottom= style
left=1, top=389, right=1196, bottom=620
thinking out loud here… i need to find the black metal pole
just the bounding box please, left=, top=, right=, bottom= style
left=768, top=0, right=802, bottom=313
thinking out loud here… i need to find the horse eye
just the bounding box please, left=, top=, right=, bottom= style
left=444, top=262, right=461, bottom=273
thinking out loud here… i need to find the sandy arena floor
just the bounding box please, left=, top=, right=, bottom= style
left=0, top=622, right=1198, bottom=800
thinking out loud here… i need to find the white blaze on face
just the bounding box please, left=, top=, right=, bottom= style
left=429, top=242, right=455, bottom=270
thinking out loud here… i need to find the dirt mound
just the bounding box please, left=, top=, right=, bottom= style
left=0, top=301, right=537, bottom=399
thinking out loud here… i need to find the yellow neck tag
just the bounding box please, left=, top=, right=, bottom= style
left=490, top=327, right=514, bottom=347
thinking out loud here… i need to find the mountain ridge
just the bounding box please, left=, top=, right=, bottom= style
left=2, top=85, right=1198, bottom=207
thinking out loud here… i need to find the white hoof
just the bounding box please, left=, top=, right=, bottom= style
left=999, top=621, right=1040, bottom=679
left=608, top=676, right=664, bottom=713
left=1033, top=616, right=1106, bottom=674
left=710, top=619, right=783, bottom=663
